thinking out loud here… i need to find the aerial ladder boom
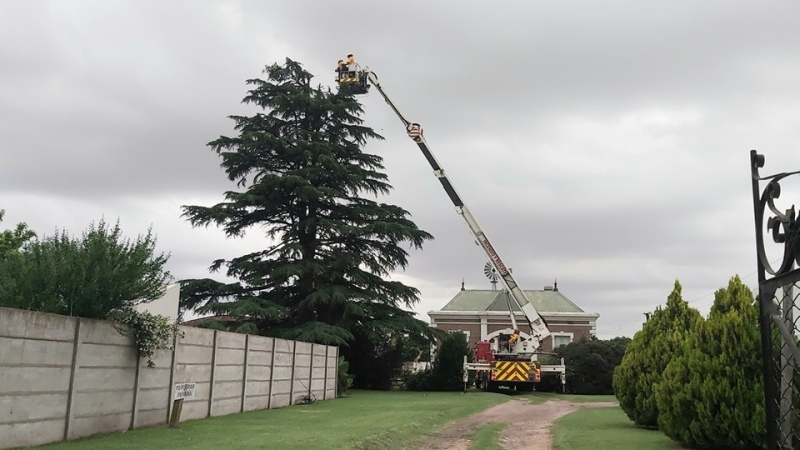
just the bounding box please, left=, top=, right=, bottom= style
left=361, top=70, right=551, bottom=349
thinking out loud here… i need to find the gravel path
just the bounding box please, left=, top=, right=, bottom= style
left=409, top=397, right=618, bottom=450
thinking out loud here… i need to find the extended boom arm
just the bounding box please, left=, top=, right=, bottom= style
left=363, top=71, right=551, bottom=349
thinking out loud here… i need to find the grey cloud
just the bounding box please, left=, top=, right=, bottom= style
left=3, top=0, right=800, bottom=338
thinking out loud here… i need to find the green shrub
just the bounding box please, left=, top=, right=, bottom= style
left=546, top=336, right=631, bottom=395
left=403, top=367, right=434, bottom=391
left=405, top=331, right=472, bottom=391
left=655, top=275, right=765, bottom=448
left=613, top=280, right=702, bottom=427
left=337, top=356, right=353, bottom=397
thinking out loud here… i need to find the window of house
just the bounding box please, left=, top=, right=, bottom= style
left=552, top=332, right=573, bottom=349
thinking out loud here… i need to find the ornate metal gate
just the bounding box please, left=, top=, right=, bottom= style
left=751, top=150, right=800, bottom=449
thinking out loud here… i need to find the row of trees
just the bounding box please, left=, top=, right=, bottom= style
left=612, top=277, right=764, bottom=449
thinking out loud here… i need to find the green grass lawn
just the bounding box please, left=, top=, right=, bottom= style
left=30, top=390, right=509, bottom=450
left=552, top=406, right=682, bottom=450
left=467, top=422, right=507, bottom=450
left=524, top=391, right=618, bottom=404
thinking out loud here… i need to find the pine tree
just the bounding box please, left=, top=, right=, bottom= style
left=655, top=275, right=765, bottom=448
left=180, top=58, right=434, bottom=356
left=613, top=280, right=703, bottom=427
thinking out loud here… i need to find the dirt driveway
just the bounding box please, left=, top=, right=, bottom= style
left=410, top=397, right=618, bottom=450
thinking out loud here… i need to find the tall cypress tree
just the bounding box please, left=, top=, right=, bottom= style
left=655, top=275, right=765, bottom=448
left=180, top=58, right=434, bottom=350
left=613, top=280, right=703, bottom=427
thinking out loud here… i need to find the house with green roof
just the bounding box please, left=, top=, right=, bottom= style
left=427, top=282, right=599, bottom=352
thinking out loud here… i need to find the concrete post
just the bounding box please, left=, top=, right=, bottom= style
left=241, top=334, right=250, bottom=413
left=289, top=340, right=297, bottom=405
left=308, top=343, right=314, bottom=398
left=166, top=328, right=180, bottom=424
left=63, top=318, right=82, bottom=441
left=208, top=330, right=218, bottom=417
left=323, top=345, right=329, bottom=400
left=267, top=338, right=276, bottom=410
left=130, top=353, right=142, bottom=430
left=334, top=346, right=339, bottom=399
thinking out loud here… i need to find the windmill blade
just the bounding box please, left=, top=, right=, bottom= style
left=483, top=262, right=496, bottom=279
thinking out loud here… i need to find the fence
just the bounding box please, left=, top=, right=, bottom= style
left=0, top=307, right=338, bottom=449
left=750, top=150, right=800, bottom=449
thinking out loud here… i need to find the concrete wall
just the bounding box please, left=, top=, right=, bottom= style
left=0, top=307, right=338, bottom=449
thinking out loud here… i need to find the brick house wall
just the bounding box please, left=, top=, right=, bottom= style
left=437, top=320, right=592, bottom=353
left=427, top=287, right=599, bottom=356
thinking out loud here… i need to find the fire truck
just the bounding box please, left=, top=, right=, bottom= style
left=336, top=59, right=566, bottom=392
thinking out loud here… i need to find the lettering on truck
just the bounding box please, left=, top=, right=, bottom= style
left=479, top=234, right=509, bottom=276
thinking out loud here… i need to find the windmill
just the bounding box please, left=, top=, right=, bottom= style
left=483, top=262, right=499, bottom=290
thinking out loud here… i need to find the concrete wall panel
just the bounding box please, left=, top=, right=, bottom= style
left=0, top=337, right=74, bottom=366
left=176, top=343, right=213, bottom=364
left=0, top=366, right=72, bottom=393
left=71, top=412, right=131, bottom=439
left=79, top=319, right=132, bottom=346
left=271, top=366, right=292, bottom=381
left=0, top=308, right=76, bottom=341
left=273, top=351, right=294, bottom=367
left=0, top=419, right=65, bottom=449
left=174, top=362, right=213, bottom=382
left=244, top=394, right=269, bottom=411
left=271, top=380, right=291, bottom=395
left=137, top=366, right=171, bottom=390
left=0, top=392, right=67, bottom=424
left=215, top=364, right=244, bottom=382
left=211, top=397, right=240, bottom=417
left=247, top=364, right=271, bottom=381
left=73, top=367, right=136, bottom=392
left=137, top=387, right=169, bottom=411
left=248, top=335, right=273, bottom=351
left=271, top=394, right=290, bottom=409
left=273, top=338, right=293, bottom=353
left=72, top=390, right=134, bottom=417
left=216, top=331, right=246, bottom=349
left=214, top=380, right=242, bottom=399
left=179, top=326, right=215, bottom=346
left=246, top=380, right=270, bottom=397
left=137, top=408, right=168, bottom=427
left=215, top=348, right=246, bottom=366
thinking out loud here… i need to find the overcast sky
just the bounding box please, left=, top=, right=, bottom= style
left=3, top=0, right=800, bottom=339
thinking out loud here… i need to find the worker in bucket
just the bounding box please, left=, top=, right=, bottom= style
left=508, top=329, right=521, bottom=347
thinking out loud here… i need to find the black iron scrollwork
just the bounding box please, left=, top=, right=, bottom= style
left=751, top=150, right=800, bottom=276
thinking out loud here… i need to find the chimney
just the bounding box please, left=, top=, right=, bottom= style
left=544, top=285, right=554, bottom=291
left=461, top=279, right=465, bottom=291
